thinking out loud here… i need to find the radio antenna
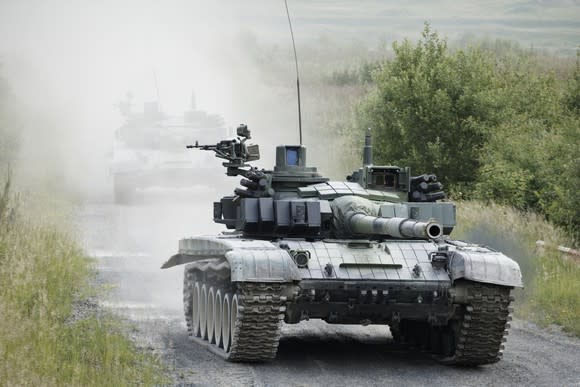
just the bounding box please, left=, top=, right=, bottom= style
left=284, top=0, right=302, bottom=145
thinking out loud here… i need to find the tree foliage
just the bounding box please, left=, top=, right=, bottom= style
left=358, top=25, right=501, bottom=186
left=356, top=25, right=580, bottom=235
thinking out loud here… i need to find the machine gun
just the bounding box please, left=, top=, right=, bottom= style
left=187, top=124, right=260, bottom=176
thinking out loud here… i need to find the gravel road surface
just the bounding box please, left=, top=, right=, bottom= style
left=78, top=199, right=580, bottom=387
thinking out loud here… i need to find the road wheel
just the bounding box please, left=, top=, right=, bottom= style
left=222, top=293, right=232, bottom=353
left=230, top=294, right=239, bottom=352
left=214, top=289, right=223, bottom=348
left=192, top=282, right=201, bottom=337
left=207, top=287, right=215, bottom=344
left=200, top=284, right=208, bottom=340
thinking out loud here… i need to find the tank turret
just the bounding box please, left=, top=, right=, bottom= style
left=188, top=124, right=454, bottom=239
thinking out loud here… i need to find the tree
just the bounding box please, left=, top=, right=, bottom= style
left=357, top=24, right=498, bottom=187
left=354, top=25, right=579, bottom=234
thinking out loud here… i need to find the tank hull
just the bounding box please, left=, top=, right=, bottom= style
left=112, top=158, right=218, bottom=204
left=165, top=234, right=521, bottom=364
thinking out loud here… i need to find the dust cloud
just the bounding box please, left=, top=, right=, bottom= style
left=0, top=0, right=332, bottom=315
left=2, top=0, right=579, bottom=198
left=0, top=1, right=317, bottom=201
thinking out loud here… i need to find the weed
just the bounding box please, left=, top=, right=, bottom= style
left=454, top=200, right=579, bottom=335
left=0, top=177, right=167, bottom=386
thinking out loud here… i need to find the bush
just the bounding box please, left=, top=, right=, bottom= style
left=357, top=24, right=498, bottom=186
left=453, top=200, right=579, bottom=335
left=356, top=25, right=580, bottom=235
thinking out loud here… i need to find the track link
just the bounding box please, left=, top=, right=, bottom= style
left=228, top=283, right=287, bottom=361
left=183, top=268, right=195, bottom=333
left=442, top=282, right=512, bottom=366
left=394, top=281, right=513, bottom=366
left=183, top=267, right=288, bottom=362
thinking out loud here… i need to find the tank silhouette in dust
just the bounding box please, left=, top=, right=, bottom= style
left=162, top=126, right=522, bottom=365
left=110, top=94, right=229, bottom=204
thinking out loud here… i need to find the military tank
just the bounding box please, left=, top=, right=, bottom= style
left=162, top=125, right=522, bottom=365
left=110, top=96, right=229, bottom=204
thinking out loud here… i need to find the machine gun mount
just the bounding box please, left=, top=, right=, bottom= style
left=187, top=124, right=260, bottom=177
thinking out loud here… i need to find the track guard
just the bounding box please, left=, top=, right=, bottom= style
left=162, top=236, right=301, bottom=283
left=448, top=250, right=523, bottom=288
left=225, top=250, right=301, bottom=282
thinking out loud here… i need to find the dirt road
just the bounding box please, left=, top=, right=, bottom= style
left=78, top=200, right=580, bottom=387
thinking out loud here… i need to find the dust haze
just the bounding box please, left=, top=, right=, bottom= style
left=1, top=0, right=579, bottom=361
left=0, top=0, right=331, bottom=317
left=0, top=0, right=366, bottom=199
left=2, top=0, right=578, bottom=199
left=0, top=0, right=295, bottom=200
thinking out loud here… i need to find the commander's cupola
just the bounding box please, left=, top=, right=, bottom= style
left=270, top=145, right=328, bottom=194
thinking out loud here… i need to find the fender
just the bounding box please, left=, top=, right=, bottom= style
left=448, top=249, right=523, bottom=288
left=161, top=236, right=301, bottom=282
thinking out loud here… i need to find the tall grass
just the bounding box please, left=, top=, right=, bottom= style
left=454, top=200, right=579, bottom=335
left=0, top=176, right=167, bottom=386
left=529, top=252, right=580, bottom=335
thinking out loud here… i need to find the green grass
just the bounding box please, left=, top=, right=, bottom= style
left=527, top=252, right=580, bottom=335
left=0, top=178, right=167, bottom=386
left=454, top=200, right=580, bottom=336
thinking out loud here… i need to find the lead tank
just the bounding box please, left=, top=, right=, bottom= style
left=162, top=125, right=523, bottom=365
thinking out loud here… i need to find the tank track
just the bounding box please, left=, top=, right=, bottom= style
left=395, top=281, right=513, bottom=366
left=443, top=282, right=513, bottom=366
left=183, top=269, right=196, bottom=335
left=183, top=268, right=287, bottom=362
left=228, top=283, right=286, bottom=361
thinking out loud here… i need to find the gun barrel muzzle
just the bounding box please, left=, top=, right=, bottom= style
left=348, top=213, right=443, bottom=239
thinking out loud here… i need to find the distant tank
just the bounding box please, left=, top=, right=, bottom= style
left=162, top=126, right=522, bottom=365
left=110, top=95, right=229, bottom=204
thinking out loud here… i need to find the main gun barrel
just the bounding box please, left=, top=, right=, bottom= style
left=348, top=213, right=443, bottom=239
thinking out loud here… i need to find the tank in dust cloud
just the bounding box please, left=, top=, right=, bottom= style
left=110, top=95, right=229, bottom=204
left=162, top=125, right=523, bottom=365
